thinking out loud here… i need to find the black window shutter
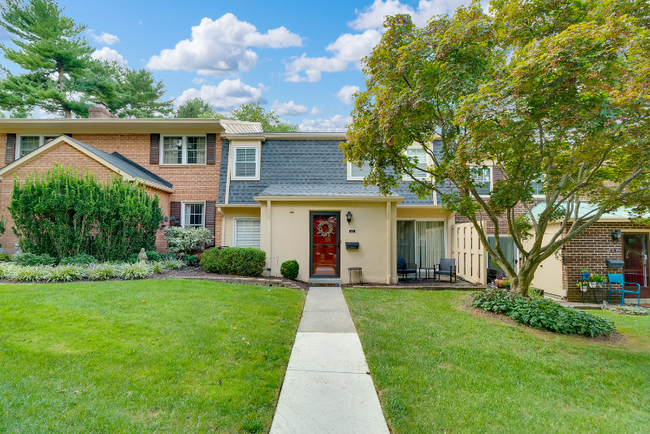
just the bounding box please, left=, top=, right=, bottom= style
left=205, top=200, right=216, bottom=247
left=170, top=201, right=181, bottom=227
left=206, top=133, right=216, bottom=165
left=150, top=134, right=160, bottom=165
left=4, top=134, right=16, bottom=164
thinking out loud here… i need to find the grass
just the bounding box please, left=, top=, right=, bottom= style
left=344, top=289, right=650, bottom=434
left=0, top=279, right=305, bottom=433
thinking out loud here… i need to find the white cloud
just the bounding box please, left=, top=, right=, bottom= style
left=284, top=29, right=380, bottom=82
left=311, top=107, right=321, bottom=115
left=271, top=100, right=308, bottom=116
left=299, top=115, right=352, bottom=132
left=192, top=77, right=208, bottom=84
left=349, top=0, right=466, bottom=30
left=88, top=30, right=120, bottom=45
left=336, top=85, right=360, bottom=105
left=176, top=79, right=264, bottom=110
left=147, top=13, right=302, bottom=76
left=92, top=47, right=127, bottom=65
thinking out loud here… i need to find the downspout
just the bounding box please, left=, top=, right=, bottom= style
left=267, top=200, right=272, bottom=276
left=386, top=201, right=391, bottom=284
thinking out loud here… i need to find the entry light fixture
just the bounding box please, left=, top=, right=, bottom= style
left=611, top=229, right=623, bottom=243
left=346, top=211, right=353, bottom=224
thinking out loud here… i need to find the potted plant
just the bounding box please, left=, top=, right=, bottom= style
left=576, top=282, right=588, bottom=292
left=588, top=276, right=598, bottom=288
left=504, top=279, right=511, bottom=291
left=581, top=267, right=590, bottom=280
left=591, top=274, right=605, bottom=288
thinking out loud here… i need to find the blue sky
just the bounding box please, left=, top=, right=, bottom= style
left=0, top=0, right=473, bottom=130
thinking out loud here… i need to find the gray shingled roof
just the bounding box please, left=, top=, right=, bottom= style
left=257, top=183, right=386, bottom=197
left=65, top=136, right=173, bottom=189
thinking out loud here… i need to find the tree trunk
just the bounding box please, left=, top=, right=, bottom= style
left=509, top=261, right=537, bottom=297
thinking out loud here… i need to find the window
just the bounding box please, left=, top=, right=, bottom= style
left=17, top=135, right=59, bottom=158
left=183, top=203, right=205, bottom=227
left=397, top=220, right=445, bottom=269
left=406, top=146, right=429, bottom=179
left=471, top=167, right=492, bottom=196
left=233, top=147, right=258, bottom=179
left=348, top=161, right=371, bottom=180
left=161, top=135, right=206, bottom=165
left=530, top=176, right=545, bottom=196
left=234, top=218, right=261, bottom=248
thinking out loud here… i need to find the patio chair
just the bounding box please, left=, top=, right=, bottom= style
left=607, top=273, right=641, bottom=306
left=397, top=257, right=418, bottom=280
left=434, top=258, right=457, bottom=283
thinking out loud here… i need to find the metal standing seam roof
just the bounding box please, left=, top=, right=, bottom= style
left=65, top=136, right=173, bottom=189
left=219, top=119, right=263, bottom=134
left=256, top=183, right=389, bottom=197
left=529, top=201, right=650, bottom=221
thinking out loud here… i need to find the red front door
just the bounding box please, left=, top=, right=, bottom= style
left=623, top=233, right=649, bottom=297
left=310, top=212, right=340, bottom=277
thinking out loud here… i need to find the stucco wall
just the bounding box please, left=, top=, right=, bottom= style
left=0, top=142, right=170, bottom=252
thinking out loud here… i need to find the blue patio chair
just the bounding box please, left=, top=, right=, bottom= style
left=607, top=274, right=641, bottom=306
left=397, top=257, right=418, bottom=280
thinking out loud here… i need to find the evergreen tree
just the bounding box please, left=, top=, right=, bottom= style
left=0, top=0, right=93, bottom=118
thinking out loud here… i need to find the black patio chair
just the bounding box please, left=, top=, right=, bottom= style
left=397, top=257, right=418, bottom=280
left=434, top=258, right=457, bottom=283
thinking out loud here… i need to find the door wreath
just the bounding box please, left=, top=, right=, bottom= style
left=316, top=220, right=335, bottom=238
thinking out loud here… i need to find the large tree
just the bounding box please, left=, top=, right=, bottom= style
left=175, top=97, right=220, bottom=118
left=0, top=0, right=93, bottom=117
left=230, top=102, right=299, bottom=132
left=343, top=0, right=650, bottom=296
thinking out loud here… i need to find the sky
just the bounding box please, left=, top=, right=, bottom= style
left=0, top=0, right=476, bottom=130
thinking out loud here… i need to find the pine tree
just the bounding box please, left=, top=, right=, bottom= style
left=0, top=0, right=94, bottom=118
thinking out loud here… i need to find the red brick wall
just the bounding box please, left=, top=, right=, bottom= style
left=0, top=142, right=170, bottom=252
left=562, top=222, right=650, bottom=302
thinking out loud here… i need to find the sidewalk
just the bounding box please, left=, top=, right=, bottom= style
left=269, top=286, right=390, bottom=434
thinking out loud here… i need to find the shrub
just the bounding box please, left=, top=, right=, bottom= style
left=162, top=259, right=185, bottom=270
left=606, top=305, right=649, bottom=315
left=150, top=261, right=165, bottom=274
left=60, top=253, right=96, bottom=265
left=0, top=252, right=12, bottom=262
left=49, top=264, right=86, bottom=282
left=13, top=253, right=57, bottom=266
left=206, top=247, right=266, bottom=277
left=159, top=252, right=177, bottom=261
left=472, top=288, right=616, bottom=337
left=127, top=253, right=139, bottom=263
left=183, top=254, right=199, bottom=266
left=146, top=251, right=161, bottom=262
left=118, top=263, right=154, bottom=280
left=164, top=226, right=213, bottom=257
left=281, top=260, right=299, bottom=280
left=88, top=263, right=117, bottom=281
left=9, top=165, right=163, bottom=261
left=200, top=248, right=220, bottom=273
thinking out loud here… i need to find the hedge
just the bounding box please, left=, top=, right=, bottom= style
left=200, top=247, right=266, bottom=277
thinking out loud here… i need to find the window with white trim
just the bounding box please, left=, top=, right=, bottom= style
left=348, top=161, right=371, bottom=180
left=233, top=147, right=258, bottom=179
left=183, top=202, right=205, bottom=227
left=471, top=167, right=492, bottom=196
left=406, top=146, right=429, bottom=179
left=161, top=135, right=206, bottom=165
left=233, top=218, right=261, bottom=248
left=530, top=176, right=545, bottom=196
left=17, top=135, right=59, bottom=158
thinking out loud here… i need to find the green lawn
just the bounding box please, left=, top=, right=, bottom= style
left=0, top=279, right=305, bottom=433
left=345, top=289, right=650, bottom=434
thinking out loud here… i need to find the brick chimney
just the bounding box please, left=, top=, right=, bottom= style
left=88, top=103, right=118, bottom=119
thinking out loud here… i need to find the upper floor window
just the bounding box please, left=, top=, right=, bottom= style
left=233, top=147, right=259, bottom=179
left=348, top=161, right=371, bottom=180
left=161, top=135, right=206, bottom=165
left=17, top=135, right=59, bottom=158
left=530, top=176, right=545, bottom=197
left=406, top=146, right=429, bottom=179
left=183, top=202, right=205, bottom=227
left=471, top=167, right=492, bottom=196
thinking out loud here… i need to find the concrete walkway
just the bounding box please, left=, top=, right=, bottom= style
left=269, top=286, right=390, bottom=434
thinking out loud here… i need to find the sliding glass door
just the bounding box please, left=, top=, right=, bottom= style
left=397, top=221, right=445, bottom=268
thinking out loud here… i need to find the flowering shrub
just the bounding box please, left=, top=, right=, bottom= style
left=164, top=226, right=213, bottom=257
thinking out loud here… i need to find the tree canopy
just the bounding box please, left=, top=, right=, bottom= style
left=343, top=0, right=650, bottom=295
left=0, top=0, right=173, bottom=118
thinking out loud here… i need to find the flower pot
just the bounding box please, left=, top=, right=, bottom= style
left=562, top=289, right=568, bottom=298
left=497, top=280, right=506, bottom=288
left=588, top=282, right=597, bottom=288
left=582, top=272, right=591, bottom=279
left=506, top=284, right=511, bottom=291
left=597, top=282, right=603, bottom=288
left=581, top=285, right=589, bottom=292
